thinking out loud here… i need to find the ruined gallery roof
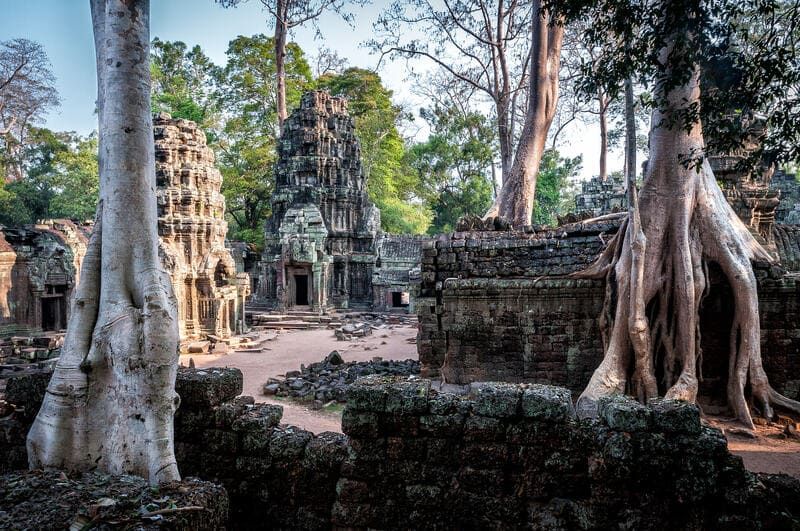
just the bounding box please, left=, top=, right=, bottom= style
left=431, top=216, right=800, bottom=278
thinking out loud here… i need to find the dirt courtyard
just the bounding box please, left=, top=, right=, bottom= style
left=181, top=324, right=419, bottom=434
left=182, top=326, right=800, bottom=479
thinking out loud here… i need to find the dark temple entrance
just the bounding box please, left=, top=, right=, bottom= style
left=294, top=274, right=309, bottom=306
left=697, top=262, right=735, bottom=414
left=41, top=294, right=65, bottom=331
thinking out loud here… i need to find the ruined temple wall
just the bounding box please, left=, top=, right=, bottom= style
left=0, top=233, right=17, bottom=325
left=155, top=113, right=248, bottom=340
left=0, top=221, right=88, bottom=333
left=3, top=370, right=799, bottom=529
left=418, top=225, right=800, bottom=400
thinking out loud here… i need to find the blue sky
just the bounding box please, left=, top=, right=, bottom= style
left=2, top=0, right=608, bottom=179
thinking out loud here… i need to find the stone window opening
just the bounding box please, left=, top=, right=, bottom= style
left=214, top=262, right=229, bottom=288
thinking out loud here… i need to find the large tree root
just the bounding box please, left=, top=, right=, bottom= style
left=574, top=160, right=800, bottom=428
left=27, top=203, right=181, bottom=483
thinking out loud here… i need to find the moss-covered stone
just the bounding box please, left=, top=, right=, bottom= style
left=384, top=379, right=431, bottom=414
left=473, top=382, right=522, bottom=418
left=521, top=384, right=574, bottom=421
left=599, top=394, right=652, bottom=432
left=649, top=398, right=701, bottom=434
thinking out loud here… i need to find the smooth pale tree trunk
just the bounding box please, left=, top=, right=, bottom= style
left=27, top=0, right=180, bottom=484
left=485, top=0, right=563, bottom=228
left=598, top=90, right=608, bottom=182
left=574, top=38, right=800, bottom=429
left=274, top=0, right=289, bottom=132
left=497, top=94, right=513, bottom=184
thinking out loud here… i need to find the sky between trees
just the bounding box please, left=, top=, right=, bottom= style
left=1, top=0, right=616, bottom=181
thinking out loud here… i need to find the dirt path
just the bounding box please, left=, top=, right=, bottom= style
left=707, top=418, right=800, bottom=478
left=180, top=324, right=418, bottom=433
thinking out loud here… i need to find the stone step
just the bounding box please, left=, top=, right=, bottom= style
left=253, top=321, right=316, bottom=330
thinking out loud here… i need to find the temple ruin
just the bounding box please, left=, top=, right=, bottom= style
left=0, top=116, right=248, bottom=345
left=154, top=113, right=250, bottom=340
left=418, top=156, right=800, bottom=407
left=256, top=91, right=422, bottom=313
left=0, top=220, right=89, bottom=335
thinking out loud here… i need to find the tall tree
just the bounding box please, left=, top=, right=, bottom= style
left=217, top=35, right=313, bottom=243
left=28, top=0, right=180, bottom=483
left=150, top=38, right=221, bottom=129
left=371, top=0, right=534, bottom=188
left=408, top=103, right=495, bottom=234
left=484, top=0, right=564, bottom=226
left=217, top=0, right=364, bottom=131
left=560, top=0, right=800, bottom=428
left=0, top=38, right=59, bottom=182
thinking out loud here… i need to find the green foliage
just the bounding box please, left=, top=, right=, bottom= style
left=318, top=68, right=430, bottom=234
left=552, top=0, right=800, bottom=173
left=0, top=127, right=98, bottom=226
left=217, top=35, right=314, bottom=245
left=48, top=134, right=99, bottom=221
left=533, top=150, right=582, bottom=226
left=150, top=38, right=221, bottom=130
left=407, top=105, right=496, bottom=234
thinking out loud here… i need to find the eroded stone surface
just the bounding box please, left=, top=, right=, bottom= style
left=155, top=113, right=249, bottom=341
left=257, top=91, right=423, bottom=313
left=4, top=370, right=800, bottom=529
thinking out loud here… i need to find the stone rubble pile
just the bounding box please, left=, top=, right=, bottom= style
left=262, top=351, right=420, bottom=404
left=0, top=333, right=63, bottom=364
left=334, top=312, right=415, bottom=341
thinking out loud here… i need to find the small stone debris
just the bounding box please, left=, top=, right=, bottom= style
left=262, top=352, right=420, bottom=404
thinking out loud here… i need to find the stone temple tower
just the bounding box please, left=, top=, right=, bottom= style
left=259, top=91, right=381, bottom=311
left=154, top=113, right=250, bottom=340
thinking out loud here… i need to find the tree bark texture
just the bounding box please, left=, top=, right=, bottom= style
left=574, top=41, right=800, bottom=429
left=485, top=0, right=563, bottom=228
left=598, top=90, right=608, bottom=182
left=27, top=0, right=181, bottom=484
left=274, top=0, right=288, bottom=132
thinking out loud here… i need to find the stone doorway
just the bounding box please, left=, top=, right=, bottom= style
left=391, top=291, right=410, bottom=308
left=292, top=272, right=310, bottom=306
left=40, top=292, right=66, bottom=331
left=697, top=263, right=735, bottom=414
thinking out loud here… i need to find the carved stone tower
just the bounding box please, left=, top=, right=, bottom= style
left=259, top=91, right=381, bottom=311
left=154, top=113, right=250, bottom=340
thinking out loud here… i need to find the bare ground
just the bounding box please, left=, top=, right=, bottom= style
left=181, top=327, right=800, bottom=479
left=180, top=324, right=418, bottom=434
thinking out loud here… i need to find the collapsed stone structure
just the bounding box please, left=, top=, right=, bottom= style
left=0, top=116, right=249, bottom=344
left=418, top=219, right=800, bottom=406
left=2, top=368, right=799, bottom=529
left=154, top=113, right=250, bottom=340
left=256, top=91, right=422, bottom=313
left=0, top=220, right=89, bottom=335
left=772, top=170, right=800, bottom=223
left=573, top=173, right=627, bottom=216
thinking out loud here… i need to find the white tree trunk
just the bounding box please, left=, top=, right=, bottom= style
left=27, top=0, right=180, bottom=484
left=575, top=40, right=800, bottom=429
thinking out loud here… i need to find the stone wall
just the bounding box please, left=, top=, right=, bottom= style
left=417, top=220, right=617, bottom=385
left=372, top=234, right=425, bottom=312
left=3, top=370, right=799, bottom=529
left=417, top=222, right=800, bottom=402
left=573, top=174, right=627, bottom=216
